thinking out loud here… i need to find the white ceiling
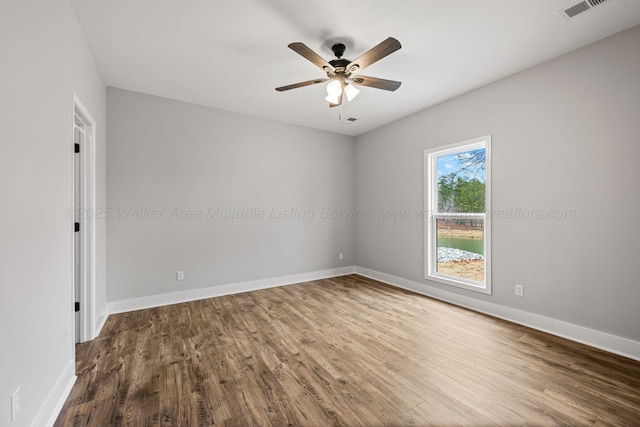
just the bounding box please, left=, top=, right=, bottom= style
left=70, top=0, right=640, bottom=136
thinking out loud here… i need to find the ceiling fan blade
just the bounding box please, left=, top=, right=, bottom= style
left=346, top=37, right=401, bottom=73
left=351, top=75, right=401, bottom=91
left=288, top=42, right=336, bottom=73
left=275, top=78, right=328, bottom=92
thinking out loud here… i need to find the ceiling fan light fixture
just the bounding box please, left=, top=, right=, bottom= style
left=326, top=79, right=342, bottom=96
left=344, top=83, right=360, bottom=101
left=325, top=93, right=340, bottom=104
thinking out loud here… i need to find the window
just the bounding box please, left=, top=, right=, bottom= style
left=425, top=136, right=491, bottom=294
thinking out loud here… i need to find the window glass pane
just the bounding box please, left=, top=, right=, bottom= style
left=436, top=218, right=484, bottom=283
left=437, top=148, right=486, bottom=213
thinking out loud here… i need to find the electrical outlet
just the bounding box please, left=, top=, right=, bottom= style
left=515, top=284, right=524, bottom=297
left=11, top=386, right=20, bottom=421
left=176, top=271, right=184, bottom=281
left=339, top=253, right=344, bottom=260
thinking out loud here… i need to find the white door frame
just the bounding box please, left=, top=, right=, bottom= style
left=72, top=93, right=97, bottom=343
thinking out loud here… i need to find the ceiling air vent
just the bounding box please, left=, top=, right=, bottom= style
left=559, top=0, right=611, bottom=20
left=339, top=116, right=357, bottom=124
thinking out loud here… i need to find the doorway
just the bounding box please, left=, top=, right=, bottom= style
left=72, top=94, right=96, bottom=344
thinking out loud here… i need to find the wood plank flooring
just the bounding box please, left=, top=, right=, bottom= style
left=54, top=274, right=640, bottom=426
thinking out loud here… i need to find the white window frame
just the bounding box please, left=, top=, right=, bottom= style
left=425, top=135, right=492, bottom=294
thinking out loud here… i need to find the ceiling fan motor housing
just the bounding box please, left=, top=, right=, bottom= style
left=328, top=58, right=350, bottom=74
left=328, top=43, right=359, bottom=77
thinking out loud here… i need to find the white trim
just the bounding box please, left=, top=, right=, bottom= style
left=107, top=266, right=357, bottom=314
left=72, top=93, right=98, bottom=343
left=434, top=212, right=485, bottom=219
left=94, top=303, right=108, bottom=337
left=355, top=266, right=640, bottom=362
left=31, top=360, right=76, bottom=427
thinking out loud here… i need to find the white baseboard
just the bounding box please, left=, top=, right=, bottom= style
left=94, top=304, right=108, bottom=338
left=355, top=266, right=640, bottom=362
left=32, top=359, right=76, bottom=427
left=107, top=266, right=357, bottom=315
left=104, top=264, right=640, bottom=361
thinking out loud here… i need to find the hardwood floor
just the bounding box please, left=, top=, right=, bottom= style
left=55, top=275, right=640, bottom=426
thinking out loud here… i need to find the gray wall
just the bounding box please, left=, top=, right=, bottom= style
left=0, top=0, right=107, bottom=425
left=356, top=25, right=640, bottom=342
left=107, top=88, right=355, bottom=302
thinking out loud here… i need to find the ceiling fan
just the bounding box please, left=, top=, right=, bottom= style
left=275, top=37, right=402, bottom=107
